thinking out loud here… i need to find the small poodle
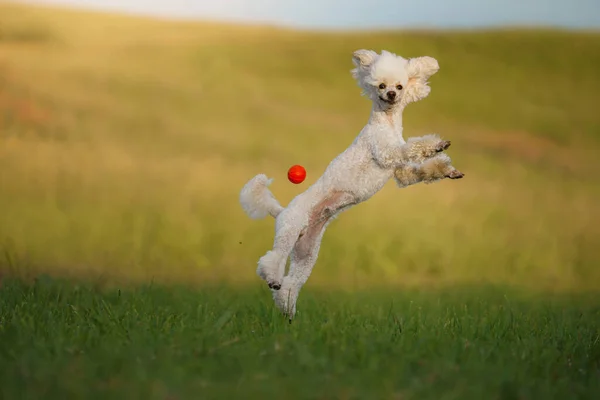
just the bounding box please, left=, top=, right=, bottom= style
left=240, top=49, right=463, bottom=320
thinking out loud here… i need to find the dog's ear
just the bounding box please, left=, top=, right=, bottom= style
left=407, top=56, right=439, bottom=82
left=351, top=49, right=378, bottom=84
left=352, top=49, right=378, bottom=68
left=402, top=56, right=440, bottom=106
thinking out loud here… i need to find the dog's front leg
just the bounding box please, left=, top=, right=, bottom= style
left=402, top=134, right=453, bottom=163
left=371, top=133, right=451, bottom=170
left=394, top=152, right=464, bottom=188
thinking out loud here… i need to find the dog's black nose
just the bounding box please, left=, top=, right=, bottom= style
left=387, top=91, right=396, bottom=100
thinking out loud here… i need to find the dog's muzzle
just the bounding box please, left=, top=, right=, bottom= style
left=379, top=93, right=398, bottom=104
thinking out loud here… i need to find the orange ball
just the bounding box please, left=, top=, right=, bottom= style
left=287, top=164, right=306, bottom=184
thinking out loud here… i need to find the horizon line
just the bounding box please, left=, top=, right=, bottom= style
left=7, top=0, right=600, bottom=34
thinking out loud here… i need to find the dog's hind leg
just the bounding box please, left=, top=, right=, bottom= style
left=256, top=213, right=305, bottom=290
left=257, top=191, right=355, bottom=291
left=273, top=217, right=330, bottom=321
left=272, top=192, right=356, bottom=320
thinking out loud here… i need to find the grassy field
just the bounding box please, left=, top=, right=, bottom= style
left=1, top=3, right=599, bottom=289
left=1, top=278, right=599, bottom=400
left=1, top=2, right=600, bottom=399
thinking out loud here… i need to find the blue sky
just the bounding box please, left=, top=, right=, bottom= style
left=21, top=0, right=600, bottom=29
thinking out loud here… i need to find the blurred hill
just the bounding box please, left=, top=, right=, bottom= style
left=1, top=3, right=599, bottom=290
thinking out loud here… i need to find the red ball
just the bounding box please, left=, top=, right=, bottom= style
left=287, top=165, right=306, bottom=184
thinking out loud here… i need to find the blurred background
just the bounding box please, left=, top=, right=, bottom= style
left=1, top=0, right=599, bottom=291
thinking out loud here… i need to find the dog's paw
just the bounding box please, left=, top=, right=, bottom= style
left=421, top=139, right=451, bottom=158
left=272, top=280, right=298, bottom=319
left=446, top=169, right=464, bottom=179
left=257, top=270, right=281, bottom=290
left=435, top=140, right=451, bottom=153
left=257, top=250, right=285, bottom=289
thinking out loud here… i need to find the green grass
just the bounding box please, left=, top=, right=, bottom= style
left=1, top=278, right=599, bottom=400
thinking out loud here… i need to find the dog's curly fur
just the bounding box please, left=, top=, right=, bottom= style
left=240, top=49, right=463, bottom=320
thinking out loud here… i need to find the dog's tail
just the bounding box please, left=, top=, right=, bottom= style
left=239, top=174, right=284, bottom=219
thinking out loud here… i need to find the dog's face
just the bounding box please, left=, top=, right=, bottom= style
left=351, top=49, right=439, bottom=109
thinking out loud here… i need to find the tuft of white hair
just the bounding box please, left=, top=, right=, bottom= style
left=369, top=50, right=409, bottom=84
left=239, top=174, right=284, bottom=219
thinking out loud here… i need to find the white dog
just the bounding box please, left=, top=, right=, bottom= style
left=240, top=49, right=463, bottom=320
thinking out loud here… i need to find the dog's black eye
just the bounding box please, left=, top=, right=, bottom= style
left=378, top=83, right=386, bottom=89
left=396, top=84, right=403, bottom=90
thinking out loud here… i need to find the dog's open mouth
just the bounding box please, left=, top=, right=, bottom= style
left=379, top=96, right=397, bottom=105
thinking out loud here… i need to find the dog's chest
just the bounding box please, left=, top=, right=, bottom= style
left=328, top=152, right=392, bottom=200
